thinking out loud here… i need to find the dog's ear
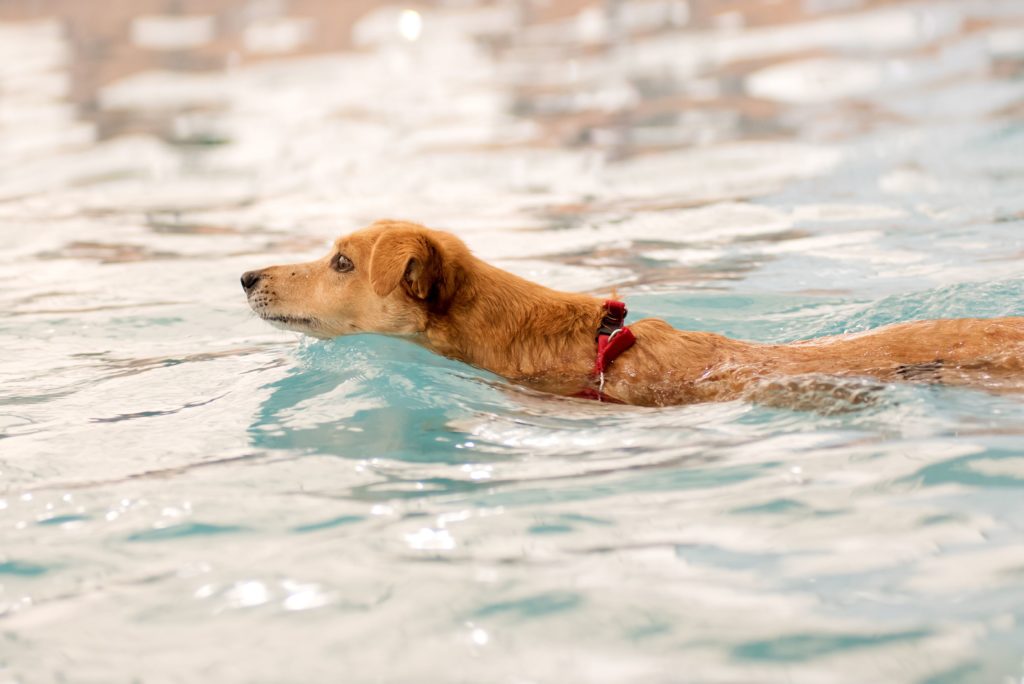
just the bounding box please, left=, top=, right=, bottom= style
left=369, top=229, right=460, bottom=310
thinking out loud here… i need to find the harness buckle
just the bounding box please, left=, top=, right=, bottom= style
left=596, top=302, right=628, bottom=340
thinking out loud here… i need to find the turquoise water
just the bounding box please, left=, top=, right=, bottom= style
left=3, top=1, right=1024, bottom=682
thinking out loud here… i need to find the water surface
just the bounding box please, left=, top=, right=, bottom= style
left=2, top=1, right=1024, bottom=682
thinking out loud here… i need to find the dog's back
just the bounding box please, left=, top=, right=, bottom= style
left=604, top=317, right=1024, bottom=405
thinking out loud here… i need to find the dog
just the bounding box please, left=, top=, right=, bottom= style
left=242, top=220, right=1024, bottom=407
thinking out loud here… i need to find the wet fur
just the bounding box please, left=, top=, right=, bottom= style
left=244, top=220, right=1024, bottom=407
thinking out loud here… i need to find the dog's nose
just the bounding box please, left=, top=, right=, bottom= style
left=240, top=270, right=263, bottom=293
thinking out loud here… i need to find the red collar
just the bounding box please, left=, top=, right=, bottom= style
left=576, top=300, right=636, bottom=402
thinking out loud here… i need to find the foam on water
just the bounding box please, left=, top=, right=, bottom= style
left=1, top=2, right=1024, bottom=682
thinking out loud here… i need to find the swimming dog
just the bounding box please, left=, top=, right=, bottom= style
left=242, top=220, right=1024, bottom=407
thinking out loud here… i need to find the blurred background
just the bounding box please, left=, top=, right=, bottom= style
left=4, top=0, right=1020, bottom=234
left=3, top=1, right=1024, bottom=683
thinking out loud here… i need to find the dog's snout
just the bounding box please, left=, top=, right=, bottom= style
left=241, top=270, right=263, bottom=293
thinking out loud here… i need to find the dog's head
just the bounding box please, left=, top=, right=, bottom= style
left=242, top=220, right=469, bottom=338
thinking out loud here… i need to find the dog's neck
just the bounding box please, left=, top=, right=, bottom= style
left=419, top=258, right=605, bottom=392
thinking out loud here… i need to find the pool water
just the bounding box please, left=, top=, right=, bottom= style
left=2, top=1, right=1024, bottom=682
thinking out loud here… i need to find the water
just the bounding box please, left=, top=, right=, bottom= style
left=2, top=1, right=1024, bottom=681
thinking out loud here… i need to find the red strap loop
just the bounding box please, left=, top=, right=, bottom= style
left=594, top=326, right=636, bottom=375
left=575, top=300, right=636, bottom=402
left=602, top=299, right=627, bottom=325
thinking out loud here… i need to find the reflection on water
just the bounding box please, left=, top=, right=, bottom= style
left=2, top=0, right=1024, bottom=682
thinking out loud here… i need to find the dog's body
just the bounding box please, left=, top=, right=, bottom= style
left=243, top=220, right=1024, bottom=407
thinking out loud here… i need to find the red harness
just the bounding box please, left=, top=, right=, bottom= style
left=575, top=300, right=636, bottom=402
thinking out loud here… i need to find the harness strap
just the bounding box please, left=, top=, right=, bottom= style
left=576, top=299, right=636, bottom=402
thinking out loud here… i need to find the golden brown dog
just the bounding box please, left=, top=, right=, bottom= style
left=242, top=220, right=1024, bottom=407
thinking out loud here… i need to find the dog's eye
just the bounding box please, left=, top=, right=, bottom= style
left=331, top=253, right=354, bottom=273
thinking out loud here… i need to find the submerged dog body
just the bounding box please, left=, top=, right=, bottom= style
left=243, top=220, right=1024, bottom=407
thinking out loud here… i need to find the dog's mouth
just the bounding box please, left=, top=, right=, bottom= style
left=261, top=313, right=321, bottom=331
left=246, top=291, right=330, bottom=337
left=264, top=314, right=316, bottom=326
left=250, top=305, right=323, bottom=334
